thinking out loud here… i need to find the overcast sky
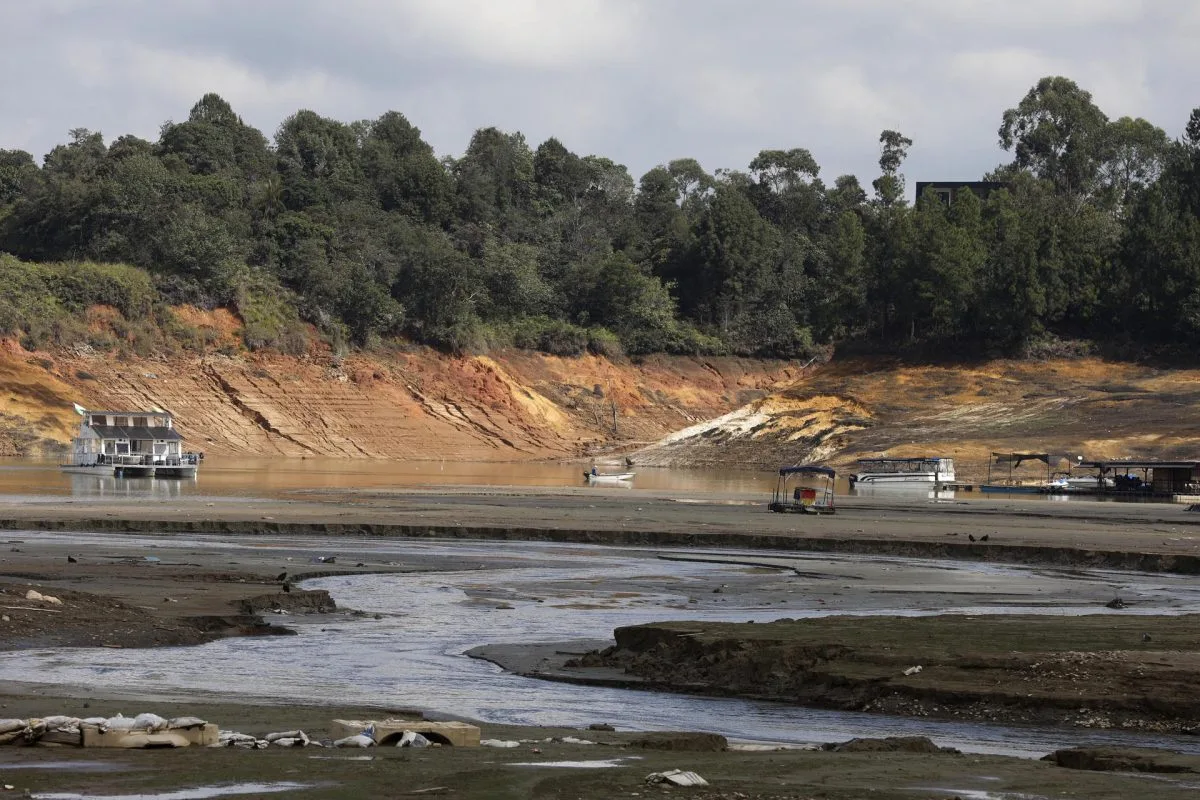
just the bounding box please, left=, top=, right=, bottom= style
left=3, top=1, right=1197, bottom=193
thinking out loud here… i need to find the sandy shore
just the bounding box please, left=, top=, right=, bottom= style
left=4, top=488, right=1200, bottom=798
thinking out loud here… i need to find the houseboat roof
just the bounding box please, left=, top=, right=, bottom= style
left=1077, top=459, right=1200, bottom=470
left=87, top=425, right=183, bottom=441
left=779, top=465, right=836, bottom=477
left=991, top=452, right=1055, bottom=466
left=84, top=410, right=173, bottom=417
left=856, top=457, right=951, bottom=464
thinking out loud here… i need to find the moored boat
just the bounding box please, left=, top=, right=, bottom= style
left=850, top=457, right=955, bottom=485
left=61, top=407, right=201, bottom=478
left=583, top=470, right=635, bottom=483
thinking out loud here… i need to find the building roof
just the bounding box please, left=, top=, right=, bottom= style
left=856, top=457, right=951, bottom=464
left=779, top=465, right=836, bottom=477
left=992, top=452, right=1057, bottom=466
left=89, top=425, right=183, bottom=441
left=1077, top=460, right=1200, bottom=470
left=85, top=410, right=172, bottom=417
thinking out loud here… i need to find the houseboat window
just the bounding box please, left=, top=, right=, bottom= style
left=91, top=415, right=107, bottom=426
left=116, top=441, right=129, bottom=454
left=134, top=417, right=147, bottom=427
left=115, top=416, right=130, bottom=427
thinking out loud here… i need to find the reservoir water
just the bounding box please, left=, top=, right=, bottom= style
left=0, top=456, right=775, bottom=499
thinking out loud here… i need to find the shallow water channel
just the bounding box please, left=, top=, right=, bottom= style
left=4, top=532, right=1200, bottom=759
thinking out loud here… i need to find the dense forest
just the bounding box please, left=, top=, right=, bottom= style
left=0, top=76, right=1198, bottom=361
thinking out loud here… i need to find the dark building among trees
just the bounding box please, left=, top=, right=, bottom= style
left=914, top=181, right=1007, bottom=205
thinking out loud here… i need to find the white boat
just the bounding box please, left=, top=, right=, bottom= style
left=61, top=407, right=201, bottom=478
left=584, top=471, right=635, bottom=483
left=850, top=457, right=955, bottom=485
left=1047, top=474, right=1114, bottom=492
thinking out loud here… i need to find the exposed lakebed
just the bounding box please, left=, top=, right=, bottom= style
left=2, top=532, right=1200, bottom=759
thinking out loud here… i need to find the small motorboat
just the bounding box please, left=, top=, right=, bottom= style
left=584, top=470, right=635, bottom=483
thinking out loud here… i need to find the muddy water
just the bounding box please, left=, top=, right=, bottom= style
left=0, top=456, right=775, bottom=499
left=0, top=457, right=1113, bottom=505
left=3, top=532, right=1200, bottom=759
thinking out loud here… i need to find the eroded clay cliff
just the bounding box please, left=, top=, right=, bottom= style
left=0, top=334, right=800, bottom=461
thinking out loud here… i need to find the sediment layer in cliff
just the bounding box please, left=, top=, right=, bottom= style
left=634, top=357, right=1200, bottom=476
left=0, top=331, right=798, bottom=460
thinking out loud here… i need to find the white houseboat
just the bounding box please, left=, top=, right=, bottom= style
left=850, top=457, right=955, bottom=485
left=61, top=407, right=201, bottom=478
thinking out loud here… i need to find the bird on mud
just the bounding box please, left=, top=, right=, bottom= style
left=980, top=534, right=990, bottom=542
left=968, top=534, right=976, bottom=542
left=281, top=583, right=291, bottom=594
left=67, top=555, right=78, bottom=563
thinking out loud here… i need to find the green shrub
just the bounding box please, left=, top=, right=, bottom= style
left=40, top=261, right=156, bottom=319
left=507, top=316, right=589, bottom=356
left=0, top=253, right=65, bottom=338
left=586, top=327, right=624, bottom=358
left=231, top=269, right=308, bottom=353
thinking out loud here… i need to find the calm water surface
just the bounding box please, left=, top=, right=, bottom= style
left=0, top=456, right=776, bottom=499
left=0, top=456, right=1119, bottom=504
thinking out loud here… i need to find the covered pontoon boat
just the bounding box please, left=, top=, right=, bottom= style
left=768, top=465, right=836, bottom=514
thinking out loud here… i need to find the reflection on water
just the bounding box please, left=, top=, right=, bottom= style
left=0, top=456, right=776, bottom=499
left=0, top=457, right=1160, bottom=506
left=66, top=474, right=194, bottom=499
left=850, top=484, right=957, bottom=502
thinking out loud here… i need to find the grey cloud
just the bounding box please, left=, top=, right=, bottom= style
left=0, top=0, right=1196, bottom=192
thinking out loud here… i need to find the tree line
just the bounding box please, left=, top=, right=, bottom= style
left=0, top=75, right=1197, bottom=360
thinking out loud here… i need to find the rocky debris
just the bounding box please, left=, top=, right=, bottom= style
left=1, top=713, right=215, bottom=748
left=646, top=769, right=708, bottom=786
left=237, top=588, right=337, bottom=615
left=567, top=619, right=1200, bottom=734
left=1044, top=746, right=1200, bottom=773
left=822, top=736, right=959, bottom=754
left=23, top=589, right=63, bottom=605
left=628, top=732, right=727, bottom=752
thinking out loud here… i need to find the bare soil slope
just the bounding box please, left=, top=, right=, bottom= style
left=635, top=357, right=1200, bottom=478
left=0, top=328, right=797, bottom=460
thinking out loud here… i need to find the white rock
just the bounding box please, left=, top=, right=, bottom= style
left=646, top=770, right=708, bottom=787
left=396, top=730, right=430, bottom=748
left=133, top=713, right=169, bottom=731
left=168, top=716, right=208, bottom=729
left=333, top=734, right=376, bottom=748
left=41, top=715, right=81, bottom=731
